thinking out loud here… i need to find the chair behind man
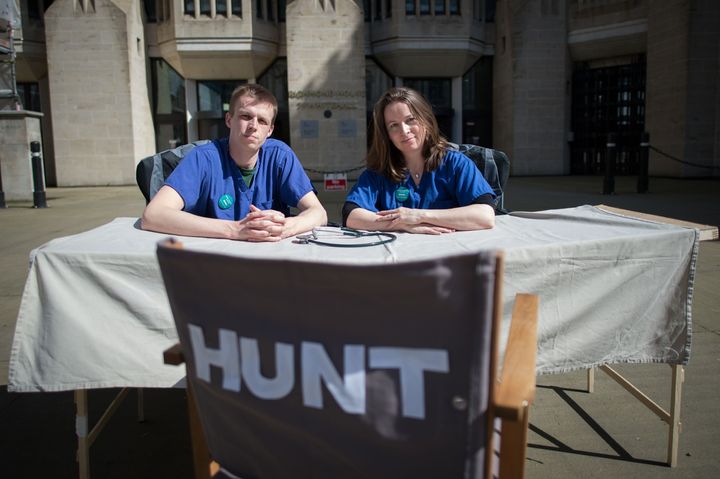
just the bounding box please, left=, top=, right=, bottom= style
left=157, top=240, right=538, bottom=479
left=136, top=140, right=211, bottom=203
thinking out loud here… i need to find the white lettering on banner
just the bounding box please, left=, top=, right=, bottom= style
left=187, top=325, right=451, bottom=420
left=302, top=342, right=366, bottom=414
left=368, top=347, right=450, bottom=419
left=240, top=337, right=294, bottom=399
left=189, top=324, right=240, bottom=392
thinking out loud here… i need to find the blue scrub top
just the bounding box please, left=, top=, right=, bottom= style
left=165, top=138, right=314, bottom=220
left=345, top=150, right=495, bottom=212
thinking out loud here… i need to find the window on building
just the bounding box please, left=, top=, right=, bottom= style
left=268, top=0, right=275, bottom=21
left=16, top=82, right=41, bottom=112
left=27, top=0, right=54, bottom=23
left=449, top=0, right=459, bottom=15
left=198, top=82, right=236, bottom=113
left=196, top=80, right=246, bottom=141
left=366, top=0, right=392, bottom=21
left=485, top=0, right=496, bottom=21
left=258, top=58, right=290, bottom=145
left=143, top=0, right=157, bottom=23
left=406, top=0, right=415, bottom=15
left=278, top=0, right=285, bottom=21
left=233, top=0, right=243, bottom=16
left=256, top=0, right=263, bottom=18
left=216, top=0, right=228, bottom=16
left=406, top=0, right=461, bottom=16
left=151, top=59, right=188, bottom=151
left=570, top=56, right=646, bottom=175
left=402, top=78, right=453, bottom=139
left=462, top=57, right=493, bottom=147
left=184, top=0, right=195, bottom=15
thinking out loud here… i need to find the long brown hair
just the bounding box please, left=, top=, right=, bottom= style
left=366, top=87, right=448, bottom=183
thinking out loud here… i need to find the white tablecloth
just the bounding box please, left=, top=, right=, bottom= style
left=8, top=205, right=698, bottom=392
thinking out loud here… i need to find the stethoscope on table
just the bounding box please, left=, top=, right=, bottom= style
left=294, top=227, right=397, bottom=248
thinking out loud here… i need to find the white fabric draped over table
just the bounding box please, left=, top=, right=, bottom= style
left=8, top=205, right=698, bottom=392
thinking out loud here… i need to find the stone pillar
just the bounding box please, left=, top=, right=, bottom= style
left=0, top=111, right=43, bottom=201
left=451, top=76, right=463, bottom=144
left=494, top=0, right=570, bottom=175
left=646, top=0, right=719, bottom=177
left=285, top=0, right=366, bottom=180
left=645, top=1, right=689, bottom=177
left=44, top=0, right=155, bottom=186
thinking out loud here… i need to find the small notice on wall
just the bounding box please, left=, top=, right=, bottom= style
left=300, top=120, right=319, bottom=139
left=324, top=173, right=347, bottom=191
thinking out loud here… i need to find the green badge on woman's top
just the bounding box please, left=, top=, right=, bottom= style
left=218, top=194, right=234, bottom=210
left=395, top=186, right=409, bottom=202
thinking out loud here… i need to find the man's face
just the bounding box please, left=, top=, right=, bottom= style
left=225, top=95, right=275, bottom=152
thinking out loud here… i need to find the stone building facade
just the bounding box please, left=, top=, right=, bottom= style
left=8, top=0, right=720, bottom=186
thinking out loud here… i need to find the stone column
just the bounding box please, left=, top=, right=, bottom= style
left=494, top=0, right=570, bottom=175
left=285, top=0, right=366, bottom=180
left=0, top=110, right=43, bottom=201
left=44, top=0, right=155, bottom=186
left=646, top=0, right=719, bottom=177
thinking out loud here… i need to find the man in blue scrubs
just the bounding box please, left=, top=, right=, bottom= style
left=142, top=84, right=326, bottom=241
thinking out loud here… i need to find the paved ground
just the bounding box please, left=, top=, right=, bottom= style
left=0, top=176, right=718, bottom=478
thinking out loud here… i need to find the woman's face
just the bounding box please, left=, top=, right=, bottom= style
left=383, top=101, right=426, bottom=160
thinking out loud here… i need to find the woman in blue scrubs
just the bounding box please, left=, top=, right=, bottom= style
left=343, top=87, right=496, bottom=234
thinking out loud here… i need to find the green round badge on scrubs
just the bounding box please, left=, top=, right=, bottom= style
left=395, top=186, right=409, bottom=202
left=218, top=194, right=234, bottom=210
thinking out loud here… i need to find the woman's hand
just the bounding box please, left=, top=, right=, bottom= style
left=376, top=207, right=423, bottom=225
left=402, top=224, right=455, bottom=235
left=376, top=208, right=455, bottom=234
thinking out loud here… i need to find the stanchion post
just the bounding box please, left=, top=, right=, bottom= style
left=0, top=164, right=6, bottom=208
left=638, top=132, right=649, bottom=193
left=30, top=140, right=47, bottom=208
left=603, top=133, right=616, bottom=195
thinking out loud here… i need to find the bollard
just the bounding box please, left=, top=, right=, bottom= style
left=30, top=141, right=48, bottom=208
left=0, top=166, right=6, bottom=208
left=603, top=133, right=616, bottom=195
left=638, top=132, right=649, bottom=193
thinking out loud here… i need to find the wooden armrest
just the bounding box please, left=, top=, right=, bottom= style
left=163, top=343, right=185, bottom=365
left=493, top=293, right=539, bottom=422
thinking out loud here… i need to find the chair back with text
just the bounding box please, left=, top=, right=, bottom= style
left=157, top=242, right=505, bottom=479
left=136, top=140, right=211, bottom=203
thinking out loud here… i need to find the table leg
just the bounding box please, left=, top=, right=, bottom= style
left=598, top=364, right=684, bottom=467
left=586, top=368, right=595, bottom=393
left=137, top=388, right=145, bottom=422
left=73, top=388, right=132, bottom=478
left=74, top=390, right=90, bottom=479
left=667, top=365, right=684, bottom=467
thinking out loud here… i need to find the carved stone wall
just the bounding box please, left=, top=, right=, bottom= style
left=286, top=0, right=366, bottom=179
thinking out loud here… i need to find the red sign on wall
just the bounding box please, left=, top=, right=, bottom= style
left=324, top=173, right=347, bottom=192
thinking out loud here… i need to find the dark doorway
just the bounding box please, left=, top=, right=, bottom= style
left=571, top=56, right=646, bottom=175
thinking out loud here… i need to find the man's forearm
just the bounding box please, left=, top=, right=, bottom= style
left=141, top=207, right=238, bottom=239
left=284, top=204, right=327, bottom=238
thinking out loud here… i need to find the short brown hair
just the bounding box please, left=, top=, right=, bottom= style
left=228, top=84, right=278, bottom=123
left=367, top=87, right=448, bottom=183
